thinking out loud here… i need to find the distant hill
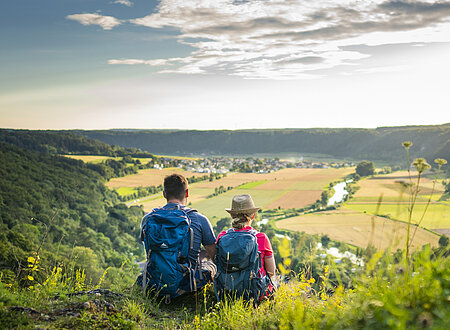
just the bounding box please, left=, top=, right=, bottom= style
left=73, top=124, right=450, bottom=163
left=0, top=129, right=153, bottom=157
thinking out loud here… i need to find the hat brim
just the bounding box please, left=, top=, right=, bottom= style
left=225, top=207, right=260, bottom=215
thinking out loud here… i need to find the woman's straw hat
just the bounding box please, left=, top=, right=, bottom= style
left=225, top=194, right=260, bottom=215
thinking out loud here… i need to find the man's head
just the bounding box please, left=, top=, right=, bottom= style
left=163, top=173, right=189, bottom=203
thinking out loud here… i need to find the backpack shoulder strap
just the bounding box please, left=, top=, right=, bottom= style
left=139, top=208, right=161, bottom=241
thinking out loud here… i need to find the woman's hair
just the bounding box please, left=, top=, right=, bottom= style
left=231, top=213, right=254, bottom=229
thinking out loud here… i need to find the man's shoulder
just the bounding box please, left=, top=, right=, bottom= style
left=185, top=208, right=210, bottom=222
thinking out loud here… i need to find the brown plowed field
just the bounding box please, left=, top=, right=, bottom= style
left=266, top=190, right=322, bottom=209
left=106, top=168, right=206, bottom=188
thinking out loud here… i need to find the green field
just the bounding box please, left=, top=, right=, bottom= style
left=346, top=203, right=449, bottom=229
left=115, top=187, right=139, bottom=196
left=236, top=180, right=268, bottom=189
left=191, top=188, right=285, bottom=223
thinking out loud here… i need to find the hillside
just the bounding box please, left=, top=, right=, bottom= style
left=0, top=129, right=153, bottom=157
left=0, top=142, right=144, bottom=286
left=72, top=124, right=450, bottom=163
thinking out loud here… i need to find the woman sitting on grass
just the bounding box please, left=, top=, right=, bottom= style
left=215, top=194, right=276, bottom=300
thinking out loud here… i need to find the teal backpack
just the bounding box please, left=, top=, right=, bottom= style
left=214, top=228, right=270, bottom=302
left=139, top=206, right=200, bottom=301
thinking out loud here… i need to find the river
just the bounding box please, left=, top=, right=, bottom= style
left=327, top=180, right=352, bottom=206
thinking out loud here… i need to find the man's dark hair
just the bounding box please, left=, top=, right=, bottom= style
left=164, top=174, right=188, bottom=200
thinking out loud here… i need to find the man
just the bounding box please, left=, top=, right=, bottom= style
left=138, top=173, right=216, bottom=298
left=161, top=173, right=216, bottom=272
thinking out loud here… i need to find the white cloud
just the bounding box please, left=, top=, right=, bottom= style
left=106, top=0, right=450, bottom=79
left=113, top=0, right=133, bottom=7
left=66, top=13, right=122, bottom=30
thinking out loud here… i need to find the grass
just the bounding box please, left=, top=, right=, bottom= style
left=115, top=187, right=139, bottom=197
left=191, top=189, right=286, bottom=222
left=236, top=180, right=268, bottom=189
left=2, top=243, right=448, bottom=329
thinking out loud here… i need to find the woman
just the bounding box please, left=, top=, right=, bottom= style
left=217, top=194, right=276, bottom=279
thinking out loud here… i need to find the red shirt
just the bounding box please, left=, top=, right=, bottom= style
left=217, top=226, right=273, bottom=277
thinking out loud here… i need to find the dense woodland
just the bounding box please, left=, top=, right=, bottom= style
left=0, top=129, right=154, bottom=158
left=0, top=141, right=144, bottom=286
left=73, top=124, right=450, bottom=163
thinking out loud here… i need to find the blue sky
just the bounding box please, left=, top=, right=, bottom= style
left=1, top=0, right=450, bottom=129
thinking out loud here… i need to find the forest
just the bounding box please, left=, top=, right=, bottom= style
left=0, top=141, right=144, bottom=287
left=73, top=124, right=450, bottom=163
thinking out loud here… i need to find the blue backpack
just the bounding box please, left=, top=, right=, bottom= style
left=139, top=206, right=198, bottom=300
left=214, top=228, right=270, bottom=302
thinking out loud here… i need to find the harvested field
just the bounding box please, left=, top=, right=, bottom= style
left=346, top=203, right=450, bottom=229
left=106, top=168, right=206, bottom=188
left=63, top=155, right=114, bottom=163
left=354, top=171, right=444, bottom=198
left=266, top=190, right=322, bottom=209
left=276, top=209, right=440, bottom=250
left=137, top=187, right=216, bottom=213
left=193, top=172, right=274, bottom=189
left=346, top=171, right=449, bottom=230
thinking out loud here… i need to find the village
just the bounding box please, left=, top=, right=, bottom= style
left=152, top=155, right=355, bottom=174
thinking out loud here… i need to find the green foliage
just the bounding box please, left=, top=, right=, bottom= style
left=356, top=160, right=375, bottom=177
left=213, top=218, right=232, bottom=236
left=439, top=235, right=449, bottom=248
left=186, top=248, right=449, bottom=329
left=0, top=143, right=144, bottom=286
left=0, top=129, right=154, bottom=158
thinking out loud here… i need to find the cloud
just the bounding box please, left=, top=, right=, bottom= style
left=113, top=0, right=133, bottom=7
left=106, top=0, right=450, bottom=78
left=66, top=13, right=122, bottom=30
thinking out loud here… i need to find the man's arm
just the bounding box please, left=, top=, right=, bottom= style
left=264, top=256, right=276, bottom=278
left=204, top=244, right=216, bottom=260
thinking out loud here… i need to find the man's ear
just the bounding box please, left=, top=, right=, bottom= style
left=185, top=189, right=189, bottom=198
left=163, top=190, right=167, bottom=199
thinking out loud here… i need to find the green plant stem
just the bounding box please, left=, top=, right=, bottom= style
left=408, top=170, right=439, bottom=250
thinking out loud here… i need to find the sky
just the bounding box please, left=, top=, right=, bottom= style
left=1, top=0, right=449, bottom=130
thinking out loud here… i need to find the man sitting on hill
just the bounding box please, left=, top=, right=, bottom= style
left=137, top=173, right=216, bottom=300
